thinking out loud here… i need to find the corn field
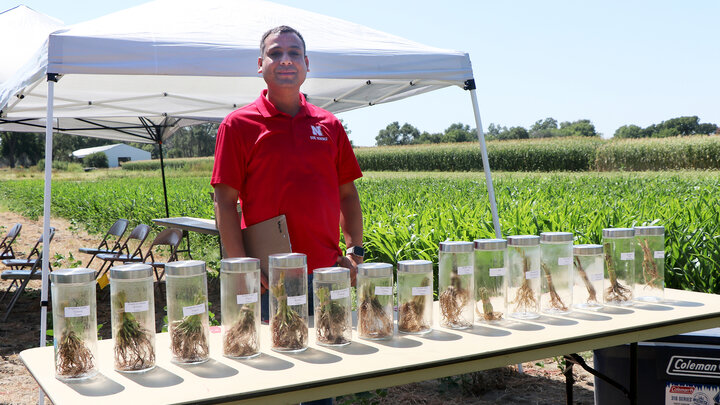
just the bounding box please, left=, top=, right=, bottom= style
left=0, top=170, right=717, bottom=293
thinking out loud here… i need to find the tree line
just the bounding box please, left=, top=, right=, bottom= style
left=374, top=115, right=717, bottom=146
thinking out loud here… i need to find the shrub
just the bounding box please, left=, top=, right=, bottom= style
left=83, top=152, right=109, bottom=168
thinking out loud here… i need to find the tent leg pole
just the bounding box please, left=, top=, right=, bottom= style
left=38, top=75, right=57, bottom=405
left=158, top=139, right=170, bottom=218
left=469, top=89, right=501, bottom=238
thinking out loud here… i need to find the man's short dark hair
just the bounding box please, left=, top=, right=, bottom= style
left=260, top=26, right=306, bottom=56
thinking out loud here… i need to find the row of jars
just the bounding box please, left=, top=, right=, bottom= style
left=50, top=225, right=664, bottom=381
left=475, top=225, right=665, bottom=323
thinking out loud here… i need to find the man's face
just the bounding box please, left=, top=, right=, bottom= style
left=258, top=32, right=309, bottom=91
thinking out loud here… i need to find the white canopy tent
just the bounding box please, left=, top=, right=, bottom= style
left=0, top=1, right=501, bottom=396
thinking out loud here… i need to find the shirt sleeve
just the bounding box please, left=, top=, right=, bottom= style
left=334, top=120, right=363, bottom=185
left=210, top=120, right=245, bottom=192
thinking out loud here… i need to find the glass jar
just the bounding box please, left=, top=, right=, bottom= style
left=438, top=241, right=474, bottom=329
left=357, top=262, right=394, bottom=340
left=51, top=268, right=98, bottom=381
left=507, top=235, right=541, bottom=319
left=540, top=232, right=573, bottom=314
left=397, top=260, right=433, bottom=335
left=634, top=226, right=665, bottom=302
left=602, top=228, right=635, bottom=306
left=110, top=263, right=156, bottom=373
left=313, top=267, right=352, bottom=346
left=221, top=257, right=261, bottom=359
left=269, top=253, right=309, bottom=353
left=165, top=260, right=210, bottom=364
left=474, top=239, right=507, bottom=323
left=572, top=244, right=604, bottom=311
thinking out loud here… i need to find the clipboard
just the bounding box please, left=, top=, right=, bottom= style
left=241, top=214, right=292, bottom=277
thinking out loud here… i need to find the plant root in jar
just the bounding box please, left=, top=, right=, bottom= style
left=315, top=287, right=349, bottom=345
left=358, top=283, right=393, bottom=338
left=223, top=306, right=258, bottom=357
left=574, top=257, right=597, bottom=303
left=114, top=313, right=155, bottom=371
left=603, top=243, right=631, bottom=302
left=398, top=277, right=430, bottom=333
left=513, top=254, right=538, bottom=313
left=475, top=287, right=502, bottom=321
left=541, top=263, right=568, bottom=311
left=56, top=329, right=94, bottom=377
left=640, top=239, right=661, bottom=290
left=439, top=274, right=471, bottom=327
left=170, top=295, right=209, bottom=361
left=270, top=273, right=308, bottom=349
left=113, top=291, right=154, bottom=371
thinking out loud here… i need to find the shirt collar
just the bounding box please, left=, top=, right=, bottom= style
left=255, top=89, right=314, bottom=118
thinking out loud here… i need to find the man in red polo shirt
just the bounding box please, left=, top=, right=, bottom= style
left=211, top=26, right=364, bottom=304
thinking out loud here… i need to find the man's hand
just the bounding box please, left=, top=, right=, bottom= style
left=336, top=254, right=362, bottom=287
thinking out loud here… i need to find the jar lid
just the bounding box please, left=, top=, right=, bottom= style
left=110, top=263, right=153, bottom=280
left=398, top=259, right=432, bottom=273
left=439, top=241, right=473, bottom=253
left=268, top=253, right=306, bottom=268
left=602, top=228, right=634, bottom=238
left=540, top=232, right=573, bottom=243
left=165, top=260, right=206, bottom=277
left=507, top=235, right=540, bottom=246
left=358, top=262, right=393, bottom=277
left=314, top=267, right=349, bottom=283
left=573, top=244, right=604, bottom=255
left=221, top=257, right=260, bottom=273
left=474, top=238, right=507, bottom=250
left=634, top=226, right=665, bottom=236
left=50, top=268, right=95, bottom=284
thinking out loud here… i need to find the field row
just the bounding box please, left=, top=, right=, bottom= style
left=0, top=172, right=718, bottom=293
left=119, top=135, right=720, bottom=172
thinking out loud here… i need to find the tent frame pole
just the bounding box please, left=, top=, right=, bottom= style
left=38, top=73, right=58, bottom=405
left=468, top=86, right=501, bottom=238
left=158, top=135, right=170, bottom=218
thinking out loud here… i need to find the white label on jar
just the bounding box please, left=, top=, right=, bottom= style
left=375, top=286, right=393, bottom=295
left=124, top=301, right=149, bottom=313
left=412, top=286, right=432, bottom=296
left=236, top=292, right=258, bottom=305
left=558, top=257, right=573, bottom=266
left=525, top=269, right=540, bottom=280
left=182, top=303, right=206, bottom=317
left=330, top=288, right=350, bottom=300
left=654, top=251, right=665, bottom=259
left=489, top=267, right=506, bottom=277
left=457, top=266, right=473, bottom=276
left=287, top=294, right=306, bottom=306
left=64, top=305, right=90, bottom=318
left=620, top=252, right=635, bottom=261
left=589, top=272, right=604, bottom=282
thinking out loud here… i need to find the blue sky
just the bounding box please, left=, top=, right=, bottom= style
left=6, top=0, right=720, bottom=146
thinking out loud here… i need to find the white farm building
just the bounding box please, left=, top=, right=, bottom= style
left=71, top=144, right=151, bottom=168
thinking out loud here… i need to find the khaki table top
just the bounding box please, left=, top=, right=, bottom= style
left=21, top=288, right=720, bottom=405
left=152, top=217, right=218, bottom=236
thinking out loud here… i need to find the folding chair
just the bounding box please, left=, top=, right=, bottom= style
left=134, top=228, right=183, bottom=281
left=0, top=223, right=22, bottom=261
left=2, top=227, right=55, bottom=270
left=78, top=219, right=129, bottom=267
left=1, top=251, right=43, bottom=322
left=95, top=224, right=151, bottom=278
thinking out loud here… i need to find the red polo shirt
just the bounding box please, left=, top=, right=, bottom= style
left=211, top=90, right=362, bottom=273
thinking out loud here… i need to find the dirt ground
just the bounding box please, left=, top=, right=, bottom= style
left=0, top=210, right=595, bottom=405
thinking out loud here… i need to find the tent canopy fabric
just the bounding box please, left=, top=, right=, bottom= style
left=0, top=0, right=474, bottom=143
left=0, top=5, right=63, bottom=85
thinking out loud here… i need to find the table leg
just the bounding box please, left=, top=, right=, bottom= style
left=630, top=342, right=638, bottom=405
left=563, top=355, right=574, bottom=405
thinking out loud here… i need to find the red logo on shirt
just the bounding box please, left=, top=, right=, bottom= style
left=310, top=125, right=328, bottom=141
